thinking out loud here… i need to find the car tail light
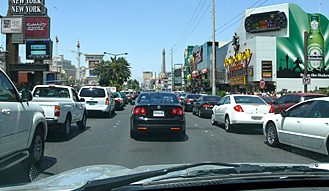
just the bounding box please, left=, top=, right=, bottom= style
left=172, top=108, right=184, bottom=115
left=134, top=107, right=146, bottom=114
left=55, top=105, right=60, bottom=116
left=129, top=95, right=131, bottom=98
left=49, top=85, right=55, bottom=87
left=269, top=106, right=275, bottom=113
left=186, top=100, right=190, bottom=103
left=179, top=97, right=181, bottom=101
left=106, top=98, right=109, bottom=105
left=116, top=99, right=121, bottom=102
left=233, top=105, right=244, bottom=112
left=203, top=104, right=213, bottom=108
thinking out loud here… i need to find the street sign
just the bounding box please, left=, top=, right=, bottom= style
left=302, top=76, right=311, bottom=85
left=259, top=79, right=266, bottom=89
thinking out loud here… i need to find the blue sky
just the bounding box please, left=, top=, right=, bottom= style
left=0, top=0, right=328, bottom=82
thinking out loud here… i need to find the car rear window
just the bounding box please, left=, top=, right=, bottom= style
left=186, top=94, right=201, bottom=99
left=137, top=93, right=179, bottom=104
left=262, top=97, right=274, bottom=102
left=203, top=96, right=221, bottom=101
left=33, top=87, right=70, bottom=98
left=234, top=96, right=266, bottom=105
left=79, top=88, right=105, bottom=97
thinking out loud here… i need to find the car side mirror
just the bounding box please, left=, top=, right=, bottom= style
left=80, top=98, right=85, bottom=102
left=281, top=111, right=289, bottom=117
left=130, top=101, right=135, bottom=105
left=21, top=90, right=33, bottom=102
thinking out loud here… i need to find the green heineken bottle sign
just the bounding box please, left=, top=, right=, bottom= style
left=307, top=15, right=325, bottom=72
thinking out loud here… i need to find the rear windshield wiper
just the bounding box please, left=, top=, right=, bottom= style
left=80, top=162, right=240, bottom=191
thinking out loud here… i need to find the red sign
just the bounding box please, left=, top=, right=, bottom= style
left=25, top=17, right=49, bottom=38
left=302, top=76, right=311, bottom=85
left=259, top=79, right=266, bottom=89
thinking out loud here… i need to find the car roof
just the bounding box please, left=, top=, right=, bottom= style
left=80, top=86, right=107, bottom=89
left=303, top=97, right=329, bottom=101
left=229, top=94, right=260, bottom=97
left=285, top=93, right=327, bottom=97
left=34, top=85, right=72, bottom=89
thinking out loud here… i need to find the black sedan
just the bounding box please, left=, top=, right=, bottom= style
left=181, top=94, right=201, bottom=111
left=130, top=92, right=186, bottom=139
left=120, top=92, right=128, bottom=104
left=192, top=95, right=222, bottom=117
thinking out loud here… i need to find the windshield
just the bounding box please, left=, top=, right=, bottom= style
left=2, top=1, right=329, bottom=189
left=33, top=87, right=70, bottom=98
left=234, top=96, right=267, bottom=105
left=137, top=93, right=179, bottom=104
left=79, top=88, right=105, bottom=97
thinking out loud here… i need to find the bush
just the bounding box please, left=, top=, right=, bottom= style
left=217, top=90, right=226, bottom=97
left=288, top=91, right=292, bottom=93
left=279, top=91, right=284, bottom=95
left=293, top=91, right=296, bottom=93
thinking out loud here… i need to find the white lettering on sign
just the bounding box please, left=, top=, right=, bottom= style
left=11, top=0, right=43, bottom=4
left=10, top=0, right=45, bottom=14
left=26, top=22, right=46, bottom=31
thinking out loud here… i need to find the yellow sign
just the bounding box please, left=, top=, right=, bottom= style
left=229, top=76, right=246, bottom=85
left=224, top=49, right=251, bottom=67
left=187, top=74, right=191, bottom=81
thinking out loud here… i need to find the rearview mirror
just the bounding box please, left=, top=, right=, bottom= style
left=21, top=90, right=32, bottom=102
left=281, top=111, right=289, bottom=117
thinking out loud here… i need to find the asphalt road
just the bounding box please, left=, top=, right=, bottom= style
left=1, top=103, right=329, bottom=186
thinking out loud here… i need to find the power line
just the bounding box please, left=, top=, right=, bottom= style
left=173, top=0, right=208, bottom=52
left=174, top=1, right=211, bottom=53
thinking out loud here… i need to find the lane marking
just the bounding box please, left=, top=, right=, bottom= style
left=114, top=126, right=116, bottom=128
left=205, top=131, right=208, bottom=133
left=195, top=124, right=198, bottom=126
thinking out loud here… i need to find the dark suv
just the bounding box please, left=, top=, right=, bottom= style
left=182, top=94, right=201, bottom=111
left=273, top=93, right=327, bottom=113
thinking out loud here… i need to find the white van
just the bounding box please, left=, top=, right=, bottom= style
left=78, top=86, right=115, bottom=117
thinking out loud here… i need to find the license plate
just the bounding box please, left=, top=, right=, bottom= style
left=153, top=110, right=164, bottom=117
left=251, top=116, right=263, bottom=120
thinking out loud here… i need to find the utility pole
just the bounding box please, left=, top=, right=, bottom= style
left=171, top=47, right=173, bottom=91
left=77, top=39, right=80, bottom=81
left=212, top=0, right=216, bottom=95
left=54, top=36, right=59, bottom=72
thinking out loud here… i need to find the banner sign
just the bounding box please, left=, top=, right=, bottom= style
left=25, top=17, right=49, bottom=38
left=85, top=55, right=104, bottom=60
left=1, top=17, right=22, bottom=34
left=10, top=0, right=47, bottom=15
left=262, top=61, right=272, bottom=77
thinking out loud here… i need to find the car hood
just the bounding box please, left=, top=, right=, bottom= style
left=1, top=163, right=328, bottom=190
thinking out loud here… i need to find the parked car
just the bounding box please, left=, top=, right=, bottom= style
left=78, top=86, right=115, bottom=117
left=113, top=92, right=125, bottom=110
left=120, top=92, right=128, bottom=104
left=0, top=69, right=47, bottom=173
left=182, top=94, right=201, bottom=111
left=32, top=85, right=87, bottom=137
left=263, top=97, right=329, bottom=155
left=272, top=93, right=327, bottom=114
left=130, top=92, right=186, bottom=139
left=211, top=95, right=275, bottom=132
left=259, top=96, right=274, bottom=105
left=193, top=95, right=222, bottom=117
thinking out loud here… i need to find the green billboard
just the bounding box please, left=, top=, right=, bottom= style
left=277, top=4, right=329, bottom=78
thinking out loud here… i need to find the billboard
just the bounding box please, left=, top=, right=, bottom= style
left=277, top=4, right=329, bottom=78
left=1, top=17, right=22, bottom=34
left=10, top=0, right=47, bottom=15
left=26, top=40, right=52, bottom=59
left=25, top=17, right=50, bottom=38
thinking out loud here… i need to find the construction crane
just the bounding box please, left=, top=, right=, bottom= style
left=318, top=3, right=322, bottom=13
left=62, top=39, right=85, bottom=81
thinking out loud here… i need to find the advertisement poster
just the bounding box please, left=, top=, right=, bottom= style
left=25, top=17, right=49, bottom=38
left=1, top=17, right=22, bottom=34
left=277, top=4, right=329, bottom=78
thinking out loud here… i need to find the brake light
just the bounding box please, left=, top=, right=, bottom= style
left=106, top=98, right=109, bottom=105
left=269, top=106, right=275, bottom=113
left=179, top=97, right=181, bottom=101
left=233, top=105, right=244, bottom=112
left=186, top=100, right=190, bottom=103
left=134, top=107, right=146, bottom=114
left=203, top=104, right=213, bottom=108
left=116, top=99, right=121, bottom=102
left=129, top=95, right=131, bottom=98
left=55, top=105, right=60, bottom=116
left=172, top=108, right=184, bottom=115
left=42, top=109, right=45, bottom=117
left=49, top=85, right=55, bottom=87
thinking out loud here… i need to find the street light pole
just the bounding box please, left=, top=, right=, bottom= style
left=212, top=0, right=216, bottom=96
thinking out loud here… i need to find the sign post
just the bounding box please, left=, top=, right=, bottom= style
left=302, top=76, right=311, bottom=86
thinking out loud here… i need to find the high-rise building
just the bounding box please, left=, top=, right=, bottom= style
left=143, top=71, right=152, bottom=84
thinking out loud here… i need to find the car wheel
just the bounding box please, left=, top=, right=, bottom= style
left=130, top=129, right=137, bottom=139
left=198, top=109, right=202, bottom=117
left=77, top=111, right=87, bottom=129
left=178, top=130, right=186, bottom=140
left=112, top=107, right=116, bottom=115
left=266, top=122, right=279, bottom=147
left=211, top=113, right=217, bottom=125
left=62, top=115, right=71, bottom=137
left=192, top=107, right=196, bottom=115
left=225, top=116, right=231, bottom=132
left=22, top=128, right=44, bottom=170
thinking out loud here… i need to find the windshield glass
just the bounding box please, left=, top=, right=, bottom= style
left=234, top=96, right=267, bottom=104
left=33, top=87, right=70, bottom=98
left=2, top=1, right=329, bottom=189
left=79, top=88, right=105, bottom=97
left=137, top=93, right=179, bottom=104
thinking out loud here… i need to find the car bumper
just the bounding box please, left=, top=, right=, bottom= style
left=115, top=102, right=122, bottom=109
left=46, top=119, right=59, bottom=125
left=131, top=116, right=186, bottom=133
left=86, top=105, right=110, bottom=112
left=184, top=104, right=193, bottom=110
left=200, top=108, right=213, bottom=115
left=230, top=113, right=274, bottom=125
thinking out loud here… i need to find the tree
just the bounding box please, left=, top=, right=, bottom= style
left=127, top=79, right=140, bottom=90
left=94, top=57, right=131, bottom=86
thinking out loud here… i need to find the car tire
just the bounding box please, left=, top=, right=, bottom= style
left=112, top=107, right=116, bottom=115
left=211, top=113, right=217, bottom=125
left=130, top=129, right=137, bottom=139
left=178, top=130, right=186, bottom=140
left=266, top=122, right=279, bottom=147
left=225, top=115, right=232, bottom=132
left=192, top=107, right=196, bottom=115
left=77, top=111, right=87, bottom=129
left=62, top=114, right=71, bottom=137
left=22, top=128, right=44, bottom=170
left=198, top=109, right=202, bottom=117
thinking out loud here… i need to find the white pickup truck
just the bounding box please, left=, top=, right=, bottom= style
left=0, top=69, right=47, bottom=175
left=31, top=85, right=87, bottom=137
